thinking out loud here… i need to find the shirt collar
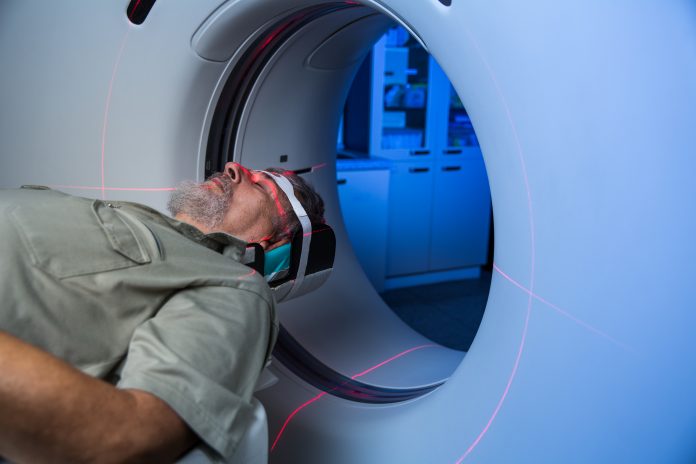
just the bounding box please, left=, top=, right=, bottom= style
left=117, top=201, right=247, bottom=260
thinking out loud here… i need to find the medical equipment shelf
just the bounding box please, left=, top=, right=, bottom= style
left=342, top=26, right=481, bottom=161
left=336, top=161, right=390, bottom=291
left=339, top=26, right=491, bottom=289
left=336, top=154, right=392, bottom=171
left=383, top=156, right=490, bottom=287
left=337, top=156, right=491, bottom=290
left=339, top=26, right=490, bottom=289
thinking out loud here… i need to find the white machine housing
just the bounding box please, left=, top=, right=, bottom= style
left=1, top=1, right=695, bottom=463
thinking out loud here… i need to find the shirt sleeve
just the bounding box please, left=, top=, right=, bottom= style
left=116, top=285, right=274, bottom=461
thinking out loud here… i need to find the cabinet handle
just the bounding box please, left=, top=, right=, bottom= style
left=409, top=167, right=430, bottom=173
left=442, top=166, right=461, bottom=172
left=337, top=179, right=347, bottom=185
left=444, top=149, right=462, bottom=155
left=384, top=71, right=395, bottom=76
left=410, top=149, right=430, bottom=156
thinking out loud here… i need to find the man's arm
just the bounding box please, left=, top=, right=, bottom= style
left=0, top=331, right=196, bottom=464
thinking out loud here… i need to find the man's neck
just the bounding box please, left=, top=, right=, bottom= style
left=174, top=214, right=210, bottom=234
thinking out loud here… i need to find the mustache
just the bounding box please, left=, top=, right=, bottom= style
left=206, top=173, right=233, bottom=193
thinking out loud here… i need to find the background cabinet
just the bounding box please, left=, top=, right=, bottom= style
left=339, top=25, right=491, bottom=290
left=343, top=33, right=437, bottom=160
left=336, top=166, right=390, bottom=292
left=430, top=158, right=491, bottom=272
left=386, top=161, right=434, bottom=276
left=384, top=156, right=491, bottom=283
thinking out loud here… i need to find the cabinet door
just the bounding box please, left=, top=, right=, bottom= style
left=369, top=34, right=435, bottom=160
left=430, top=156, right=491, bottom=271
left=386, top=162, right=434, bottom=276
left=337, top=169, right=390, bottom=291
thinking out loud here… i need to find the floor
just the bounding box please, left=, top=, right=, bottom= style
left=380, top=271, right=492, bottom=352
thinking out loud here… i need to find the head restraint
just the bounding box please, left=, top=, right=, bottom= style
left=242, top=170, right=335, bottom=302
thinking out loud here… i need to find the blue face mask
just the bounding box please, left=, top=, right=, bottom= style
left=264, top=243, right=291, bottom=280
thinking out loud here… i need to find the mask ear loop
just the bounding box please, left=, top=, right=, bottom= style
left=261, top=171, right=312, bottom=300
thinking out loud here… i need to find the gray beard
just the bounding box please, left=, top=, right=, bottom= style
left=167, top=180, right=231, bottom=230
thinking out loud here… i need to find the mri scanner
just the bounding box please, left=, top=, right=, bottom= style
left=1, top=0, right=696, bottom=462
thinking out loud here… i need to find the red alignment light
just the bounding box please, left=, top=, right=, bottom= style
left=302, top=228, right=330, bottom=238
left=51, top=185, right=175, bottom=192
left=241, top=269, right=256, bottom=279
left=101, top=30, right=131, bottom=200
left=454, top=21, right=537, bottom=463
left=259, top=177, right=286, bottom=218
left=350, top=344, right=436, bottom=380
left=252, top=20, right=294, bottom=62
left=270, top=344, right=437, bottom=452
left=455, top=298, right=530, bottom=464
left=270, top=392, right=329, bottom=452
left=493, top=264, right=631, bottom=351
left=288, top=163, right=328, bottom=176
left=128, top=0, right=143, bottom=21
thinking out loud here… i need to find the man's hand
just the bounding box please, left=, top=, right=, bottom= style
left=0, top=331, right=196, bottom=463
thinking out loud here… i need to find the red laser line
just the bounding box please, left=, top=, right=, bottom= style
left=456, top=298, right=530, bottom=464
left=287, top=163, right=328, bottom=176
left=270, top=344, right=437, bottom=452
left=454, top=22, right=536, bottom=464
left=493, top=264, right=632, bottom=351
left=241, top=269, right=257, bottom=279
left=302, top=228, right=329, bottom=238
left=50, top=185, right=175, bottom=192
left=350, top=344, right=437, bottom=380
left=270, top=391, right=328, bottom=452
left=252, top=19, right=295, bottom=63
left=259, top=177, right=286, bottom=218
left=260, top=26, right=284, bottom=50
left=128, top=0, right=143, bottom=21
left=101, top=30, right=131, bottom=200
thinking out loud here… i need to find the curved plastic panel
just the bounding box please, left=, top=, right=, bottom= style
left=306, top=13, right=393, bottom=70
left=192, top=0, right=262, bottom=62
left=1, top=1, right=695, bottom=464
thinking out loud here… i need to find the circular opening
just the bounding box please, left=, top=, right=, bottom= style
left=205, top=3, right=493, bottom=402
left=337, top=24, right=493, bottom=353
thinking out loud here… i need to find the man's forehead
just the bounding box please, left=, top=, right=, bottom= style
left=253, top=170, right=291, bottom=219
left=252, top=170, right=284, bottom=190
left=252, top=170, right=273, bottom=180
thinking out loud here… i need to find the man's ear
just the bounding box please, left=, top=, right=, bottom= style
left=259, top=237, right=290, bottom=251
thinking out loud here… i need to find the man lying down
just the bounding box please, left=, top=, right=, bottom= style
left=0, top=162, right=325, bottom=463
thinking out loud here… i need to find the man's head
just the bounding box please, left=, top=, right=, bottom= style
left=167, top=162, right=325, bottom=250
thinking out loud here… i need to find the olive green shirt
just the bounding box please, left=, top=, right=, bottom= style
left=0, top=186, right=278, bottom=461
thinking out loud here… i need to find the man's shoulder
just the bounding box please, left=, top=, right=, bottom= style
left=1, top=185, right=69, bottom=200
left=115, top=206, right=269, bottom=294
left=0, top=186, right=106, bottom=210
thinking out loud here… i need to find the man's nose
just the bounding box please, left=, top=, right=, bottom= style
left=223, top=162, right=244, bottom=183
